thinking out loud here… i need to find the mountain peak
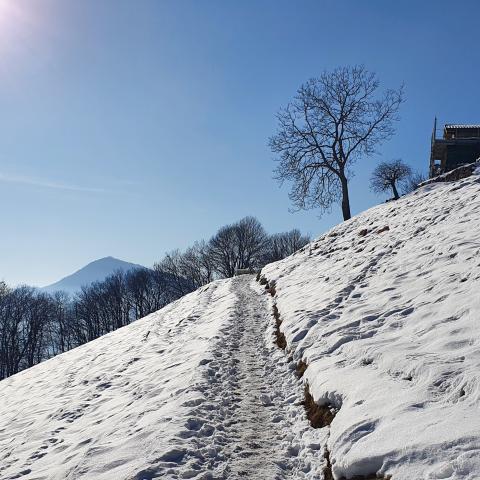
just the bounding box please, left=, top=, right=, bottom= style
left=41, top=257, right=146, bottom=294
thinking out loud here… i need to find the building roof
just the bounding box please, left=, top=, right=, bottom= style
left=444, top=124, right=480, bottom=129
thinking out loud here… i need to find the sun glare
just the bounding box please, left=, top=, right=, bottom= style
left=0, top=0, right=34, bottom=58
left=0, top=1, right=18, bottom=41
left=0, top=0, right=14, bottom=24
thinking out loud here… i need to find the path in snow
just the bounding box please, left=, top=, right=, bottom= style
left=221, top=276, right=287, bottom=478
left=162, top=275, right=326, bottom=479
left=0, top=275, right=325, bottom=480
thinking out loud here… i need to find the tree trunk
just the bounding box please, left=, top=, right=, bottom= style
left=391, top=181, right=399, bottom=200
left=340, top=176, right=351, bottom=221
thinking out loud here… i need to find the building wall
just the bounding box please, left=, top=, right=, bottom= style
left=445, top=143, right=480, bottom=170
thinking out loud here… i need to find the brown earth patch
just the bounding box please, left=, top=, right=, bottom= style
left=272, top=305, right=286, bottom=350
left=266, top=280, right=276, bottom=297
left=302, top=383, right=337, bottom=428
left=296, top=359, right=308, bottom=378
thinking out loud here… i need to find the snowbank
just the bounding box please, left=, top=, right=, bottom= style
left=0, top=280, right=234, bottom=480
left=262, top=173, right=480, bottom=479
left=0, top=275, right=325, bottom=480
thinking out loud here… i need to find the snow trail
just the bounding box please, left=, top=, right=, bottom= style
left=0, top=276, right=325, bottom=480
left=164, top=275, right=325, bottom=479
left=221, top=275, right=287, bottom=478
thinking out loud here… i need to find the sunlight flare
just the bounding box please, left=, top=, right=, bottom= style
left=0, top=0, right=35, bottom=55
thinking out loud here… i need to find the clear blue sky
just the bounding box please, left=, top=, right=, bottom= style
left=1, top=0, right=479, bottom=286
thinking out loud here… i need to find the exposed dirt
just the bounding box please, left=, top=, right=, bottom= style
left=302, top=384, right=337, bottom=429
left=272, top=304, right=287, bottom=350
left=296, top=360, right=308, bottom=378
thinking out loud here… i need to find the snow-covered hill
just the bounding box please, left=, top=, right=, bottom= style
left=1, top=172, right=480, bottom=479
left=0, top=278, right=322, bottom=479
left=41, top=256, right=145, bottom=294
left=262, top=172, right=480, bottom=479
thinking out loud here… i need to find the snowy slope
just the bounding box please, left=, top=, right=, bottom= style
left=262, top=173, right=480, bottom=479
left=0, top=277, right=323, bottom=479
left=41, top=257, right=145, bottom=294
left=2, top=173, right=480, bottom=480
left=0, top=280, right=234, bottom=479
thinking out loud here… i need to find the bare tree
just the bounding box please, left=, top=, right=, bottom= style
left=270, top=65, right=404, bottom=220
left=234, top=217, right=269, bottom=270
left=126, top=268, right=155, bottom=320
left=22, top=291, right=52, bottom=369
left=402, top=171, right=427, bottom=194
left=48, top=291, right=75, bottom=355
left=154, top=250, right=197, bottom=297
left=0, top=286, right=58, bottom=378
left=74, top=284, right=103, bottom=343
left=263, top=229, right=310, bottom=264
left=208, top=224, right=238, bottom=278
left=181, top=241, right=215, bottom=288
left=100, top=271, right=131, bottom=331
left=154, top=244, right=213, bottom=295
left=149, top=267, right=177, bottom=309
left=209, top=216, right=268, bottom=277
left=370, top=159, right=412, bottom=199
left=193, top=240, right=215, bottom=285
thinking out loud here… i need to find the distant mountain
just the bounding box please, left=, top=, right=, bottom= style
left=41, top=256, right=146, bottom=295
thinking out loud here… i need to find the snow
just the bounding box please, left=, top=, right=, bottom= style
left=2, top=173, right=480, bottom=479
left=0, top=277, right=324, bottom=479
left=0, top=280, right=233, bottom=479
left=262, top=173, right=480, bottom=479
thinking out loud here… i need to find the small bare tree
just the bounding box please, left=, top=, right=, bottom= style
left=402, top=171, right=427, bottom=194
left=370, top=159, right=412, bottom=199
left=263, top=229, right=310, bottom=264
left=270, top=65, right=404, bottom=220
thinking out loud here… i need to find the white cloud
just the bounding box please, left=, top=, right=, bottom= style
left=0, top=172, right=108, bottom=193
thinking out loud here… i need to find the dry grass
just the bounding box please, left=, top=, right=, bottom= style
left=272, top=305, right=287, bottom=350
left=259, top=275, right=268, bottom=285
left=302, top=383, right=337, bottom=428
left=267, top=281, right=276, bottom=297
left=323, top=448, right=334, bottom=480
left=325, top=448, right=392, bottom=480
left=376, top=225, right=390, bottom=234
left=296, top=359, right=308, bottom=378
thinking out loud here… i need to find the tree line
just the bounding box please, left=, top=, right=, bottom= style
left=0, top=217, right=309, bottom=380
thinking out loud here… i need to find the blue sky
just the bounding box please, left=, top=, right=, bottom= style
left=1, top=0, right=479, bottom=286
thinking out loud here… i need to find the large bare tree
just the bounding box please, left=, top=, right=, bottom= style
left=270, top=65, right=404, bottom=220
left=209, top=216, right=268, bottom=277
